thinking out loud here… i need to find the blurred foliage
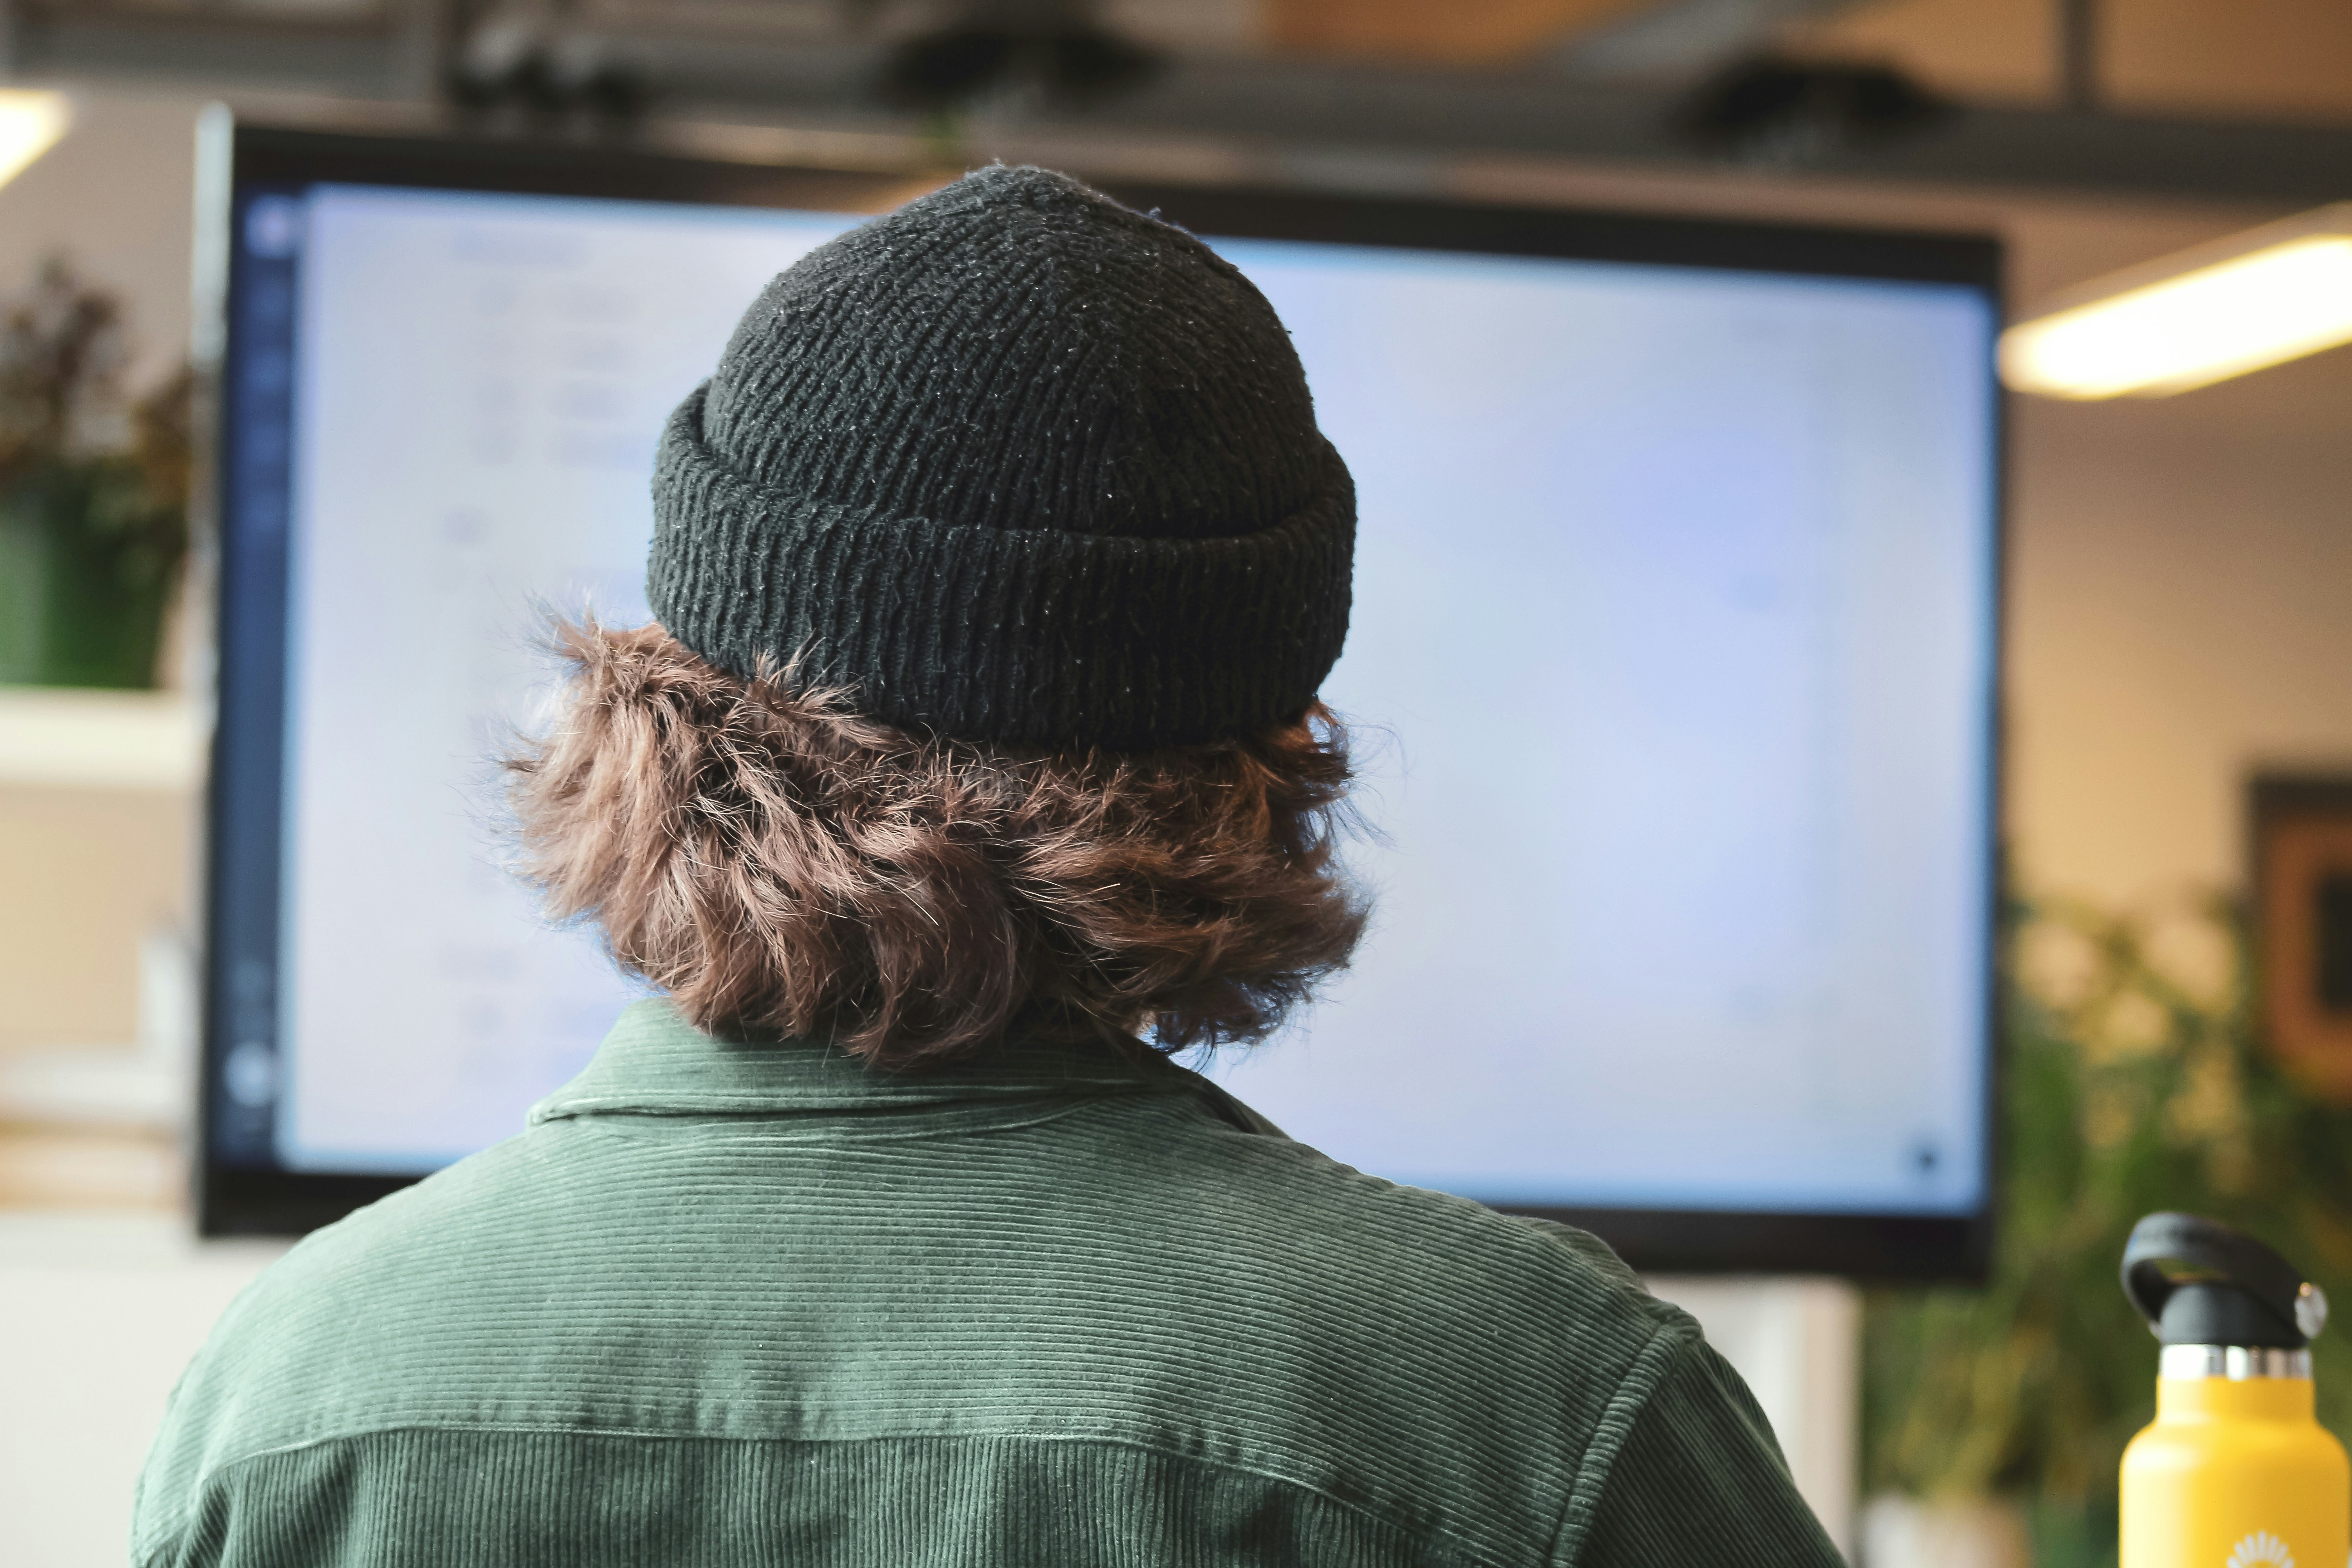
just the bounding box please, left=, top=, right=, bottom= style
left=0, top=256, right=193, bottom=688
left=1864, top=892, right=2352, bottom=1564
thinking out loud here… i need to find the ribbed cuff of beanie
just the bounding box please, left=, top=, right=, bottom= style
left=646, top=383, right=1356, bottom=750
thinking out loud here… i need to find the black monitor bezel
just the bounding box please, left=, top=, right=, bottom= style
left=201, top=122, right=2006, bottom=1279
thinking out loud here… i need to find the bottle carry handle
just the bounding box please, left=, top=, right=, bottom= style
left=2122, top=1212, right=2322, bottom=1346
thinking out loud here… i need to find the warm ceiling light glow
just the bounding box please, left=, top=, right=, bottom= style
left=0, top=88, right=71, bottom=192
left=2001, top=204, right=2352, bottom=399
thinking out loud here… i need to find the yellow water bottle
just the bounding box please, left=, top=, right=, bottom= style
left=2121, top=1212, right=2349, bottom=1568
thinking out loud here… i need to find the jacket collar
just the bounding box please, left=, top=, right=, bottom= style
left=529, top=998, right=1235, bottom=1125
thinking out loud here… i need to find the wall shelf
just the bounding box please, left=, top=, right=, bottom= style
left=0, top=687, right=206, bottom=793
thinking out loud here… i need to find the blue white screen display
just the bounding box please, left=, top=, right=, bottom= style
left=235, top=181, right=1996, bottom=1216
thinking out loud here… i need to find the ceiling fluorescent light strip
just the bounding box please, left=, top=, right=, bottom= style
left=2001, top=202, right=2352, bottom=400
left=0, top=89, right=72, bottom=192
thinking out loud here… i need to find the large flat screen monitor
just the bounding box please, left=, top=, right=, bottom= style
left=202, top=123, right=2003, bottom=1275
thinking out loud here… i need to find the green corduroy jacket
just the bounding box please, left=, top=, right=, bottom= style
left=134, top=999, right=1845, bottom=1567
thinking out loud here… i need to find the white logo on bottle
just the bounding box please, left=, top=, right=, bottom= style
left=2227, top=1532, right=2294, bottom=1568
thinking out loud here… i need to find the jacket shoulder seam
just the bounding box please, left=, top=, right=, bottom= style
left=1540, top=1312, right=1702, bottom=1568
left=145, top=1423, right=1512, bottom=1568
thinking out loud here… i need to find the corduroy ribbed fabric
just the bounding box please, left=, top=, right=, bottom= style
left=134, top=1002, right=1845, bottom=1568
left=646, top=165, right=1356, bottom=749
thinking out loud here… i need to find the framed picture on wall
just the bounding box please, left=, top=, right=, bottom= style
left=2253, top=775, right=2352, bottom=1104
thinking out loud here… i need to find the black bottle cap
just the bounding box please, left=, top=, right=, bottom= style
left=2122, top=1212, right=2321, bottom=1349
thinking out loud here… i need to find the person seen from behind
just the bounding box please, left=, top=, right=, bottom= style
left=135, top=165, right=1847, bottom=1567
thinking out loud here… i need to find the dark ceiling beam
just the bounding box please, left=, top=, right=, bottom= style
left=8, top=8, right=2352, bottom=209
left=1554, top=0, right=1875, bottom=82
left=1052, top=55, right=2352, bottom=207
left=5, top=11, right=406, bottom=96
left=0, top=0, right=443, bottom=97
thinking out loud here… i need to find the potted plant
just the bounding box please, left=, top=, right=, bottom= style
left=1864, top=893, right=2352, bottom=1566
left=0, top=258, right=192, bottom=690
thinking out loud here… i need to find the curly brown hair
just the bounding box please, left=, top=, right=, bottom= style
left=506, top=619, right=1368, bottom=1068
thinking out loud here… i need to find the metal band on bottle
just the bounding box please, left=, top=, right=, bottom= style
left=2159, top=1344, right=2314, bottom=1380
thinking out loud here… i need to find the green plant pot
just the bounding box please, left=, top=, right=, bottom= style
left=0, top=463, right=181, bottom=690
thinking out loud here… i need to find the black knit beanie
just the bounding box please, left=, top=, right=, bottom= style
left=646, top=164, right=1355, bottom=750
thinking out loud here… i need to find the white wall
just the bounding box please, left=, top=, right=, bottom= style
left=0, top=1217, right=285, bottom=1568
left=2009, top=341, right=2352, bottom=906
